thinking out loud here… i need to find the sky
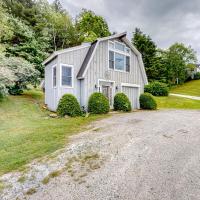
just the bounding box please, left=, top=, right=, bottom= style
left=49, top=0, right=200, bottom=61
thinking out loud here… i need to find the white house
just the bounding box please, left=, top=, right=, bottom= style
left=43, top=32, right=148, bottom=111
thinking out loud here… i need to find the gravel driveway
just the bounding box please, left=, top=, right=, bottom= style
left=3, top=110, right=200, bottom=200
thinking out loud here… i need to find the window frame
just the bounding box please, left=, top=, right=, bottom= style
left=52, top=65, right=57, bottom=88
left=60, top=64, right=74, bottom=88
left=108, top=41, right=131, bottom=73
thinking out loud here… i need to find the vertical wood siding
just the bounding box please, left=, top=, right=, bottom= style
left=57, top=47, right=89, bottom=108
left=122, top=86, right=139, bottom=109
left=45, top=47, right=89, bottom=111
left=45, top=58, right=58, bottom=111
left=82, top=40, right=145, bottom=109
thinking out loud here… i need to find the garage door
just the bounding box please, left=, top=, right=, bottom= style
left=122, top=86, right=139, bottom=109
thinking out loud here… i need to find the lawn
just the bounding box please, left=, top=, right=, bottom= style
left=170, top=80, right=200, bottom=97
left=0, top=89, right=107, bottom=175
left=155, top=95, right=200, bottom=109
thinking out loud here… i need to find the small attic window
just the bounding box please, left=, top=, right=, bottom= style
left=115, top=42, right=125, bottom=52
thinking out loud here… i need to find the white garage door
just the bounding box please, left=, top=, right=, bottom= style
left=122, top=86, right=140, bottom=109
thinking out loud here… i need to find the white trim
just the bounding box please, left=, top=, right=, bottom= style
left=60, top=64, right=74, bottom=88
left=52, top=65, right=57, bottom=88
left=98, top=79, right=115, bottom=108
left=108, top=41, right=131, bottom=73
left=43, top=45, right=90, bottom=65
left=121, top=83, right=140, bottom=88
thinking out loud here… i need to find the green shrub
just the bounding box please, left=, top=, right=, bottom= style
left=57, top=94, right=82, bottom=117
left=144, top=81, right=169, bottom=96
left=139, top=93, right=157, bottom=110
left=114, top=93, right=131, bottom=112
left=88, top=92, right=110, bottom=114
left=194, top=72, right=200, bottom=80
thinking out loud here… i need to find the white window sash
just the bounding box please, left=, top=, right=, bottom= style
left=60, top=64, right=74, bottom=88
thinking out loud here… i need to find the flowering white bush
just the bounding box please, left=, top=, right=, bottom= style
left=0, top=54, right=39, bottom=97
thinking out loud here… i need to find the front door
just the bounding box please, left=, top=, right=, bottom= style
left=102, top=85, right=112, bottom=106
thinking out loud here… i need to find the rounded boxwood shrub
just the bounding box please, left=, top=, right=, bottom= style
left=194, top=72, right=200, bottom=80
left=57, top=94, right=82, bottom=117
left=114, top=93, right=132, bottom=112
left=88, top=92, right=110, bottom=114
left=144, top=81, right=169, bottom=96
left=139, top=93, right=157, bottom=110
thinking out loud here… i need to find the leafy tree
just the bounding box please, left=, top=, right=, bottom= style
left=4, top=17, right=48, bottom=76
left=0, top=53, right=39, bottom=95
left=161, top=43, right=197, bottom=84
left=132, top=28, right=157, bottom=80
left=76, top=9, right=111, bottom=42
left=0, top=2, right=13, bottom=42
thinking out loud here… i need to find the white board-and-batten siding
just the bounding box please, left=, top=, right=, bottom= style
left=82, top=40, right=145, bottom=109
left=45, top=46, right=89, bottom=111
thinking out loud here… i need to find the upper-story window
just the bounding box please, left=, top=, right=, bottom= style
left=61, top=65, right=73, bottom=87
left=109, top=41, right=130, bottom=72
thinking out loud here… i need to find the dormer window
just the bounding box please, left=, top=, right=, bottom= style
left=108, top=41, right=130, bottom=72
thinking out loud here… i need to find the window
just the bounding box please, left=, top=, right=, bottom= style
left=115, top=53, right=125, bottom=71
left=115, top=42, right=125, bottom=51
left=126, top=56, right=130, bottom=72
left=61, top=65, right=73, bottom=87
left=108, top=41, right=131, bottom=72
left=53, top=66, right=56, bottom=87
left=109, top=41, right=114, bottom=49
left=109, top=51, right=114, bottom=69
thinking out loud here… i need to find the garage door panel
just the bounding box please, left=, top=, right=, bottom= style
left=122, top=86, right=139, bottom=109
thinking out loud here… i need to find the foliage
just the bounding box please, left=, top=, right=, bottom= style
left=161, top=43, right=197, bottom=85
left=139, top=93, right=157, bottom=110
left=0, top=89, right=107, bottom=175
left=57, top=94, right=82, bottom=117
left=76, top=9, right=111, bottom=42
left=132, top=28, right=157, bottom=80
left=144, top=81, right=169, bottom=96
left=194, top=72, right=200, bottom=80
left=132, top=29, right=197, bottom=85
left=0, top=53, right=39, bottom=95
left=88, top=92, right=110, bottom=114
left=113, top=93, right=132, bottom=112
left=1, top=0, right=85, bottom=76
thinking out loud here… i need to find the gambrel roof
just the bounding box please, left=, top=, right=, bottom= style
left=43, top=32, right=148, bottom=84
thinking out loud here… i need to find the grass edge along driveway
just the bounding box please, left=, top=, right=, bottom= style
left=0, top=89, right=108, bottom=175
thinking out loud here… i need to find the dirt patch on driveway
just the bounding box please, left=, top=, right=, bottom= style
left=1, top=110, right=200, bottom=200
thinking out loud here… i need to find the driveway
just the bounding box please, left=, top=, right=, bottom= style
left=3, top=110, right=200, bottom=200
left=27, top=110, right=200, bottom=200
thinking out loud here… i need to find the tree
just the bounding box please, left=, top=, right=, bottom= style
left=161, top=43, right=197, bottom=84
left=132, top=28, right=157, bottom=81
left=0, top=53, right=39, bottom=95
left=76, top=9, right=111, bottom=42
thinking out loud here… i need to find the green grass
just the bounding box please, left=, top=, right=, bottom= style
left=170, top=80, right=200, bottom=96
left=155, top=96, right=200, bottom=109
left=0, top=89, right=107, bottom=175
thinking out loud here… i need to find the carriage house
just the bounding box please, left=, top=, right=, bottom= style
left=43, top=32, right=148, bottom=111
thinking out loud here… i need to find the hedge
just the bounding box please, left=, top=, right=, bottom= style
left=88, top=92, right=110, bottom=114
left=114, top=93, right=131, bottom=112
left=144, top=81, right=169, bottom=96
left=139, top=93, right=157, bottom=110
left=57, top=94, right=82, bottom=117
